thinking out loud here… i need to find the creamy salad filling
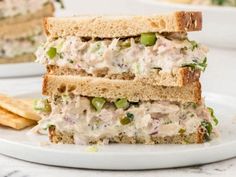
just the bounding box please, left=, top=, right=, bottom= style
left=34, top=94, right=218, bottom=145
left=169, top=0, right=236, bottom=7
left=0, top=32, right=45, bottom=58
left=36, top=33, right=208, bottom=76
left=0, top=0, right=50, bottom=19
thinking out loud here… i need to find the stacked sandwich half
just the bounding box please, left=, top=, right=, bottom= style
left=35, top=11, right=218, bottom=145
left=0, top=0, right=54, bottom=64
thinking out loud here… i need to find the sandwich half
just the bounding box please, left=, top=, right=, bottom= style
left=35, top=87, right=217, bottom=145
left=36, top=12, right=207, bottom=87
left=35, top=12, right=218, bottom=145
left=0, top=0, right=54, bottom=64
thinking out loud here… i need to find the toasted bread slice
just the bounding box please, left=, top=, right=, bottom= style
left=0, top=3, right=54, bottom=29
left=43, top=75, right=201, bottom=103
left=48, top=126, right=205, bottom=144
left=0, top=53, right=35, bottom=64
left=47, top=65, right=200, bottom=87
left=44, top=11, right=202, bottom=38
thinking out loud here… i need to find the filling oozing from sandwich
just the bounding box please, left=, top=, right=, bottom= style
left=0, top=32, right=45, bottom=58
left=34, top=94, right=218, bottom=145
left=0, top=0, right=50, bottom=19
left=36, top=32, right=208, bottom=77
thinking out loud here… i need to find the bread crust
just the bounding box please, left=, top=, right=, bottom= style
left=0, top=53, right=35, bottom=64
left=42, top=75, right=201, bottom=103
left=0, top=3, right=54, bottom=37
left=49, top=126, right=205, bottom=144
left=44, top=11, right=202, bottom=38
left=47, top=65, right=200, bottom=87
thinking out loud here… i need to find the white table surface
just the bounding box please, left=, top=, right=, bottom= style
left=0, top=46, right=236, bottom=176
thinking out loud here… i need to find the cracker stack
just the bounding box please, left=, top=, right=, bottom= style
left=35, top=12, right=218, bottom=145
left=0, top=94, right=39, bottom=129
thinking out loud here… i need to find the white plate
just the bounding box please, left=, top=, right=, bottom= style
left=137, top=0, right=236, bottom=49
left=0, top=92, right=236, bottom=170
left=0, top=62, right=45, bottom=78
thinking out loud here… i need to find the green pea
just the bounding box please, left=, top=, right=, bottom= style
left=91, top=97, right=106, bottom=112
left=140, top=33, right=157, bottom=46
left=47, top=47, right=57, bottom=59
left=114, top=98, right=129, bottom=109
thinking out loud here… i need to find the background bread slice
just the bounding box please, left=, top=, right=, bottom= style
left=0, top=18, right=44, bottom=39
left=0, top=53, right=35, bottom=64
left=49, top=126, right=205, bottom=144
left=43, top=75, right=201, bottom=103
left=47, top=65, right=200, bottom=87
left=0, top=3, right=54, bottom=28
left=44, top=11, right=202, bottom=38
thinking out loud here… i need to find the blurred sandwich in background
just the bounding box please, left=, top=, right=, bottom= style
left=168, top=0, right=236, bottom=7
left=0, top=0, right=55, bottom=64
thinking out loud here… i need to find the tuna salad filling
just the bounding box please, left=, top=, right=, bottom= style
left=0, top=0, right=50, bottom=19
left=0, top=32, right=45, bottom=58
left=34, top=94, right=218, bottom=145
left=36, top=32, right=208, bottom=76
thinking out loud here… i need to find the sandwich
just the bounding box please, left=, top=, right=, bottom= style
left=0, top=0, right=54, bottom=64
left=35, top=12, right=218, bottom=145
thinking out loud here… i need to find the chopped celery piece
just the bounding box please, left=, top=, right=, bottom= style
left=86, top=145, right=98, bottom=152
left=90, top=42, right=102, bottom=53
left=119, top=40, right=131, bottom=49
left=120, top=112, right=134, bottom=125
left=115, top=98, right=129, bottom=109
left=201, top=120, right=213, bottom=135
left=208, top=107, right=219, bottom=125
left=43, top=124, right=54, bottom=131
left=178, top=128, right=186, bottom=134
left=56, top=40, right=64, bottom=53
left=34, top=99, right=51, bottom=113
left=183, top=57, right=207, bottom=72
left=132, top=63, right=141, bottom=74
left=188, top=40, right=199, bottom=51
left=47, top=47, right=57, bottom=59
left=91, top=97, right=106, bottom=112
left=140, top=33, right=157, bottom=46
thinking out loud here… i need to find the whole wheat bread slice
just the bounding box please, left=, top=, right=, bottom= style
left=44, top=11, right=202, bottom=38
left=0, top=18, right=44, bottom=39
left=0, top=53, right=35, bottom=64
left=49, top=126, right=205, bottom=144
left=0, top=3, right=54, bottom=30
left=43, top=75, right=201, bottom=103
left=47, top=65, right=200, bottom=87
